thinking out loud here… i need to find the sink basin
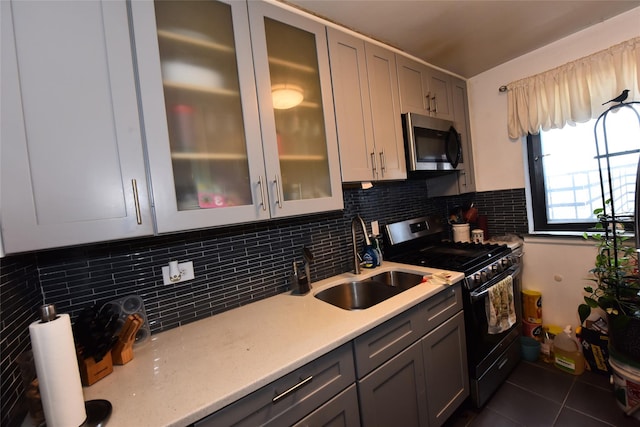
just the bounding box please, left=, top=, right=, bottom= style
left=314, top=271, right=425, bottom=310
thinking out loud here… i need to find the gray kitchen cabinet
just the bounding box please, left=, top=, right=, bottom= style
left=327, top=28, right=406, bottom=182
left=0, top=0, right=154, bottom=254
left=292, top=384, right=360, bottom=427
left=354, top=284, right=467, bottom=427
left=353, top=301, right=427, bottom=378
left=426, top=77, right=476, bottom=196
left=420, top=284, right=464, bottom=335
left=421, top=311, right=469, bottom=427
left=130, top=0, right=343, bottom=234
left=358, top=341, right=429, bottom=427
left=452, top=77, right=476, bottom=193
left=194, top=343, right=355, bottom=427
left=396, top=55, right=454, bottom=121
left=193, top=284, right=466, bottom=427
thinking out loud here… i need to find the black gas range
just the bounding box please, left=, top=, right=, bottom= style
left=383, top=216, right=514, bottom=285
left=383, top=215, right=523, bottom=408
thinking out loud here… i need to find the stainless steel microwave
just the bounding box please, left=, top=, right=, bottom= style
left=402, top=112, right=462, bottom=173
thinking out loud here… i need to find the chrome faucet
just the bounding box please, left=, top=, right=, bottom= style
left=351, top=215, right=371, bottom=274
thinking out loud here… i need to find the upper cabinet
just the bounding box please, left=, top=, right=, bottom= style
left=130, top=0, right=342, bottom=233
left=452, top=77, right=476, bottom=193
left=426, top=77, right=476, bottom=196
left=1, top=0, right=154, bottom=254
left=396, top=55, right=454, bottom=121
left=328, top=28, right=406, bottom=182
left=248, top=1, right=343, bottom=216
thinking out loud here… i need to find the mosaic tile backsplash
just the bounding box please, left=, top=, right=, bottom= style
left=0, top=183, right=526, bottom=426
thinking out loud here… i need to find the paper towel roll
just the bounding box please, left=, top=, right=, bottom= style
left=29, top=313, right=86, bottom=427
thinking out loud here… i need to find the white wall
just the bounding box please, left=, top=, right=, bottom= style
left=467, top=7, right=640, bottom=328
left=522, top=236, right=598, bottom=328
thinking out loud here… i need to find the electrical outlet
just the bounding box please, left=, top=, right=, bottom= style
left=162, top=261, right=195, bottom=285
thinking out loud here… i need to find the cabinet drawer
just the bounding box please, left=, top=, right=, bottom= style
left=292, top=384, right=360, bottom=427
left=420, top=283, right=462, bottom=334
left=353, top=304, right=425, bottom=378
left=195, top=343, right=355, bottom=427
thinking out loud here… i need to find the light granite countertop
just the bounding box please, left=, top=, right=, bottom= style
left=80, top=262, right=464, bottom=427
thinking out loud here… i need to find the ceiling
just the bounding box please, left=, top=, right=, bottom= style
left=282, top=0, right=640, bottom=78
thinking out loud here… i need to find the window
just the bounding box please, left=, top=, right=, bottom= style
left=527, top=105, right=640, bottom=233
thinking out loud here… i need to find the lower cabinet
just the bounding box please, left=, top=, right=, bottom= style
left=422, top=311, right=468, bottom=427
left=355, top=284, right=468, bottom=427
left=293, top=384, right=360, bottom=427
left=194, top=343, right=355, bottom=427
left=194, top=286, right=467, bottom=427
left=358, top=341, right=429, bottom=427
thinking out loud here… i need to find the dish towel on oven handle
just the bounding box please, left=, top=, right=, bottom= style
left=486, top=275, right=516, bottom=334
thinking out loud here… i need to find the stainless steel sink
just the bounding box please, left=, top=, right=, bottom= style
left=314, top=271, right=425, bottom=310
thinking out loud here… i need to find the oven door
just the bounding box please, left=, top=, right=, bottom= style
left=463, top=263, right=523, bottom=377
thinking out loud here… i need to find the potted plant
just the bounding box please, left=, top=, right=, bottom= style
left=579, top=202, right=640, bottom=364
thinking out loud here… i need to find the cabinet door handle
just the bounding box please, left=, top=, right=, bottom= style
left=425, top=92, right=431, bottom=111
left=370, top=152, right=377, bottom=179
left=131, top=179, right=142, bottom=225
left=433, top=95, right=438, bottom=113
left=258, top=176, right=267, bottom=211
left=379, top=151, right=386, bottom=176
left=272, top=375, right=313, bottom=403
left=274, top=175, right=283, bottom=209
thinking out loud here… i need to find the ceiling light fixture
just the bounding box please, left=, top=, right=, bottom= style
left=271, top=84, right=304, bottom=110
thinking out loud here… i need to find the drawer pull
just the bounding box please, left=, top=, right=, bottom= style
left=497, top=357, right=509, bottom=370
left=272, top=375, right=313, bottom=403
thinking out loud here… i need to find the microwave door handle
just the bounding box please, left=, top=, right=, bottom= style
left=445, top=126, right=462, bottom=168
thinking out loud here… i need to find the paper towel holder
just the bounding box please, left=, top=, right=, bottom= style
left=35, top=304, right=113, bottom=426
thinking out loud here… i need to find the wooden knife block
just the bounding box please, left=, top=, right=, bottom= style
left=111, top=313, right=143, bottom=365
left=79, top=352, right=113, bottom=386
left=111, top=341, right=134, bottom=365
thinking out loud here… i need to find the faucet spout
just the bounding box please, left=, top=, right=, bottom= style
left=351, top=216, right=371, bottom=274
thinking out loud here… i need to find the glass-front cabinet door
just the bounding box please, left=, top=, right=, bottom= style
left=248, top=1, right=343, bottom=218
left=131, top=0, right=342, bottom=233
left=130, top=0, right=270, bottom=233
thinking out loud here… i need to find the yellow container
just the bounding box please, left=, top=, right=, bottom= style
left=522, top=290, right=542, bottom=324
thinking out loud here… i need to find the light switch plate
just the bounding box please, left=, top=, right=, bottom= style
left=162, top=261, right=195, bottom=285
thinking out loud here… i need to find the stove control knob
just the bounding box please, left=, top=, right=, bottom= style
left=480, top=270, right=489, bottom=282
left=492, top=263, right=503, bottom=273
left=501, top=258, right=512, bottom=269
left=473, top=273, right=482, bottom=285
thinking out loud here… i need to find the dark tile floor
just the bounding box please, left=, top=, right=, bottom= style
left=445, top=360, right=640, bottom=427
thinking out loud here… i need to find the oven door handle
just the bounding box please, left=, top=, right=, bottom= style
left=469, top=264, right=522, bottom=301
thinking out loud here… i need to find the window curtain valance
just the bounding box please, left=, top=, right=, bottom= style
left=506, top=37, right=640, bottom=139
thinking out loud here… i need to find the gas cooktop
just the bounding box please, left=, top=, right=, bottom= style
left=383, top=216, right=511, bottom=275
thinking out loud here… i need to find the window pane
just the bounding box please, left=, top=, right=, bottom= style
left=540, top=122, right=601, bottom=223
left=528, top=103, right=640, bottom=232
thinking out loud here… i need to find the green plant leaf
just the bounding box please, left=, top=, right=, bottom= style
left=584, top=296, right=599, bottom=308
left=578, top=304, right=591, bottom=324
